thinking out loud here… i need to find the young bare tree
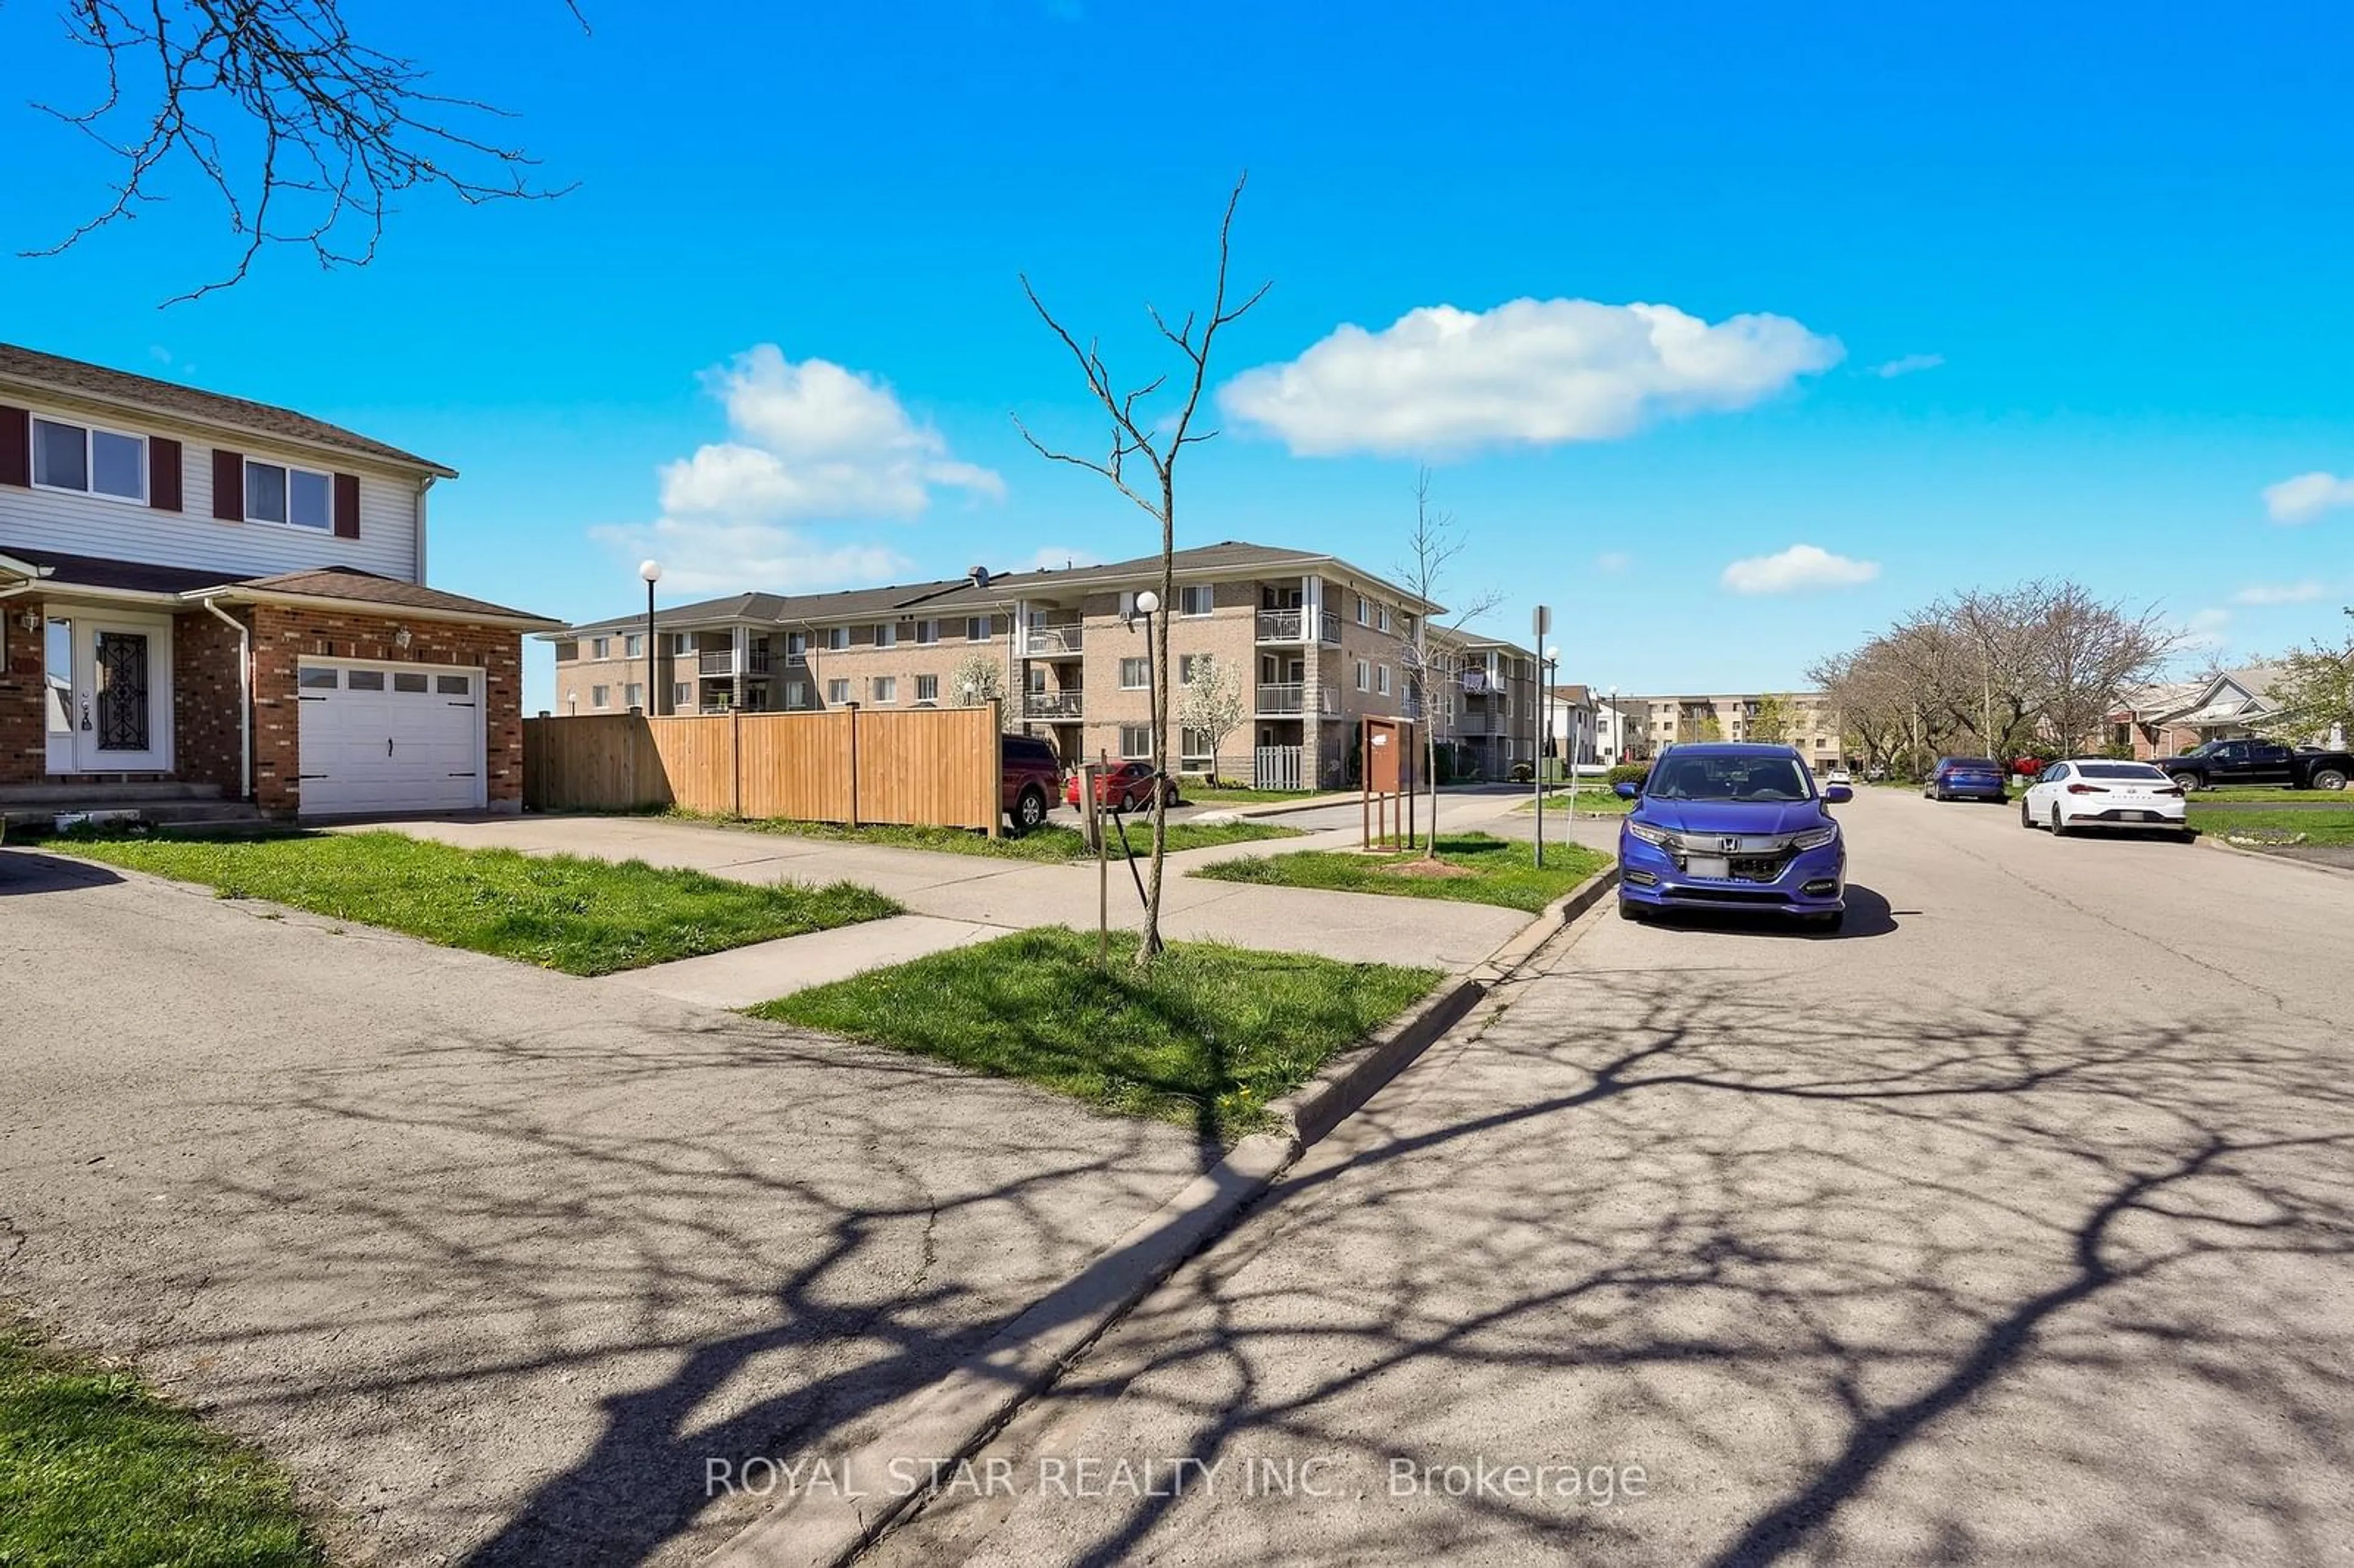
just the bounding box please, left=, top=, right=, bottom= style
left=25, top=0, right=582, bottom=302
left=1012, top=173, right=1268, bottom=964
left=1390, top=469, right=1503, bottom=858
left=2030, top=583, right=2179, bottom=753
left=1176, top=653, right=1247, bottom=785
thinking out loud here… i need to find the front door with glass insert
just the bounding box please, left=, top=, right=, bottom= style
left=46, top=613, right=174, bottom=773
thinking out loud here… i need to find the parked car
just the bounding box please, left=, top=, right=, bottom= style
left=1065, top=759, right=1179, bottom=813
left=2019, top=759, right=2188, bottom=838
left=2151, top=739, right=2352, bottom=793
left=1615, top=743, right=1852, bottom=932
left=1825, top=768, right=1853, bottom=786
left=1002, top=733, right=1064, bottom=834
left=1924, top=756, right=2008, bottom=803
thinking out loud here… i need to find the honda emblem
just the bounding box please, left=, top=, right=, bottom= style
left=1720, top=837, right=1740, bottom=853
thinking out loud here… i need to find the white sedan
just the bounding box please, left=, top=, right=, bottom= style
left=1826, top=768, right=1853, bottom=786
left=2020, top=758, right=2190, bottom=837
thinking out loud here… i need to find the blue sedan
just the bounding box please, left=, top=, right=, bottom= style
left=1925, top=756, right=2008, bottom=803
left=1616, top=744, right=1852, bottom=932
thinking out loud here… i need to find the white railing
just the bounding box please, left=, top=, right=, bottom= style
left=1023, top=622, right=1084, bottom=657
left=698, top=649, right=737, bottom=677
left=1255, top=745, right=1303, bottom=790
left=1023, top=690, right=1084, bottom=720
left=1256, top=609, right=1343, bottom=644
left=1255, top=682, right=1339, bottom=717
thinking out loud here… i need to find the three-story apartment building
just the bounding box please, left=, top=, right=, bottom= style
left=549, top=541, right=1542, bottom=789
left=1618, top=691, right=1849, bottom=769
left=1, top=343, right=555, bottom=820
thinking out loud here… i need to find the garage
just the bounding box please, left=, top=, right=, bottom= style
left=297, top=659, right=485, bottom=814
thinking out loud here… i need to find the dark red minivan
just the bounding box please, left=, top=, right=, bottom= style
left=1002, top=733, right=1063, bottom=834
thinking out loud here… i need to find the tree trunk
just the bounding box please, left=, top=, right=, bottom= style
left=1137, top=482, right=1175, bottom=967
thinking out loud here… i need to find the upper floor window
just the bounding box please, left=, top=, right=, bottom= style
left=872, top=675, right=898, bottom=704
left=828, top=625, right=850, bottom=652
left=1354, top=595, right=1369, bottom=625
left=1178, top=585, right=1213, bottom=617
left=1376, top=665, right=1392, bottom=696
left=1376, top=605, right=1392, bottom=634
left=915, top=619, right=940, bottom=645
left=245, top=459, right=331, bottom=529
left=591, top=684, right=611, bottom=708
left=1119, top=657, right=1149, bottom=690
left=786, top=631, right=809, bottom=658
left=624, top=633, right=644, bottom=657
left=590, top=636, right=612, bottom=660
left=874, top=623, right=899, bottom=648
left=669, top=633, right=693, bottom=655
left=966, top=616, right=991, bottom=642
left=915, top=674, right=940, bottom=703
left=33, top=417, right=147, bottom=502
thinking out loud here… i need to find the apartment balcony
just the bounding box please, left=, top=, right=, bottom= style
left=1023, top=690, right=1084, bottom=721
left=1256, top=682, right=1339, bottom=717
left=1460, top=669, right=1501, bottom=695
left=1022, top=622, right=1084, bottom=658
left=697, top=649, right=737, bottom=677
left=1256, top=609, right=1342, bottom=645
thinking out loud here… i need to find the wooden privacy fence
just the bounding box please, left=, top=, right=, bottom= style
left=524, top=703, right=1004, bottom=834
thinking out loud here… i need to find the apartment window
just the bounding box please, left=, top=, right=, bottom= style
left=828, top=626, right=850, bottom=652
left=786, top=679, right=810, bottom=709
left=1119, top=657, right=1149, bottom=690
left=1354, top=660, right=1369, bottom=692
left=591, top=684, right=611, bottom=709
left=915, top=619, right=939, bottom=645
left=872, top=676, right=897, bottom=704
left=31, top=417, right=147, bottom=501
left=827, top=678, right=851, bottom=704
left=625, top=683, right=644, bottom=709
left=1026, top=666, right=1048, bottom=695
left=1377, top=606, right=1392, bottom=634
left=624, top=633, right=644, bottom=658
left=1181, top=727, right=1213, bottom=769
left=1179, top=653, right=1208, bottom=683
left=785, top=631, right=808, bottom=658
left=915, top=674, right=939, bottom=704
left=1376, top=665, right=1392, bottom=696
left=672, top=681, right=693, bottom=709
left=1119, top=725, right=1151, bottom=759
left=669, top=633, right=693, bottom=655
left=1178, top=585, right=1213, bottom=617
left=966, top=615, right=991, bottom=642
left=1354, top=595, right=1368, bottom=626
left=244, top=459, right=331, bottom=529
left=874, top=623, right=898, bottom=649
left=590, top=636, right=611, bottom=659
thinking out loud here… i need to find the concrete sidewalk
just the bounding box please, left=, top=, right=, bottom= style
left=359, top=814, right=1533, bottom=1007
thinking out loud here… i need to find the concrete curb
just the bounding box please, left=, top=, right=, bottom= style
left=701, top=862, right=1620, bottom=1568
left=1267, top=866, right=1620, bottom=1148
left=2192, top=829, right=2354, bottom=882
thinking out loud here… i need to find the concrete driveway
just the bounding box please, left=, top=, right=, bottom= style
left=869, top=786, right=2354, bottom=1567
left=0, top=848, right=1207, bottom=1566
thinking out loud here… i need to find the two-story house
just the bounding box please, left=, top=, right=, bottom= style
left=1, top=343, right=556, bottom=821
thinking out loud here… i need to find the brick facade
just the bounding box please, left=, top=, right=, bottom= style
left=0, top=603, right=44, bottom=786
left=173, top=607, right=246, bottom=794
left=248, top=604, right=525, bottom=815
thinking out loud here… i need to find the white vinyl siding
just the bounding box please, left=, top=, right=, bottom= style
left=0, top=398, right=425, bottom=580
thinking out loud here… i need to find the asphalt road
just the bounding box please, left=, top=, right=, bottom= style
left=866, top=786, right=2354, bottom=1567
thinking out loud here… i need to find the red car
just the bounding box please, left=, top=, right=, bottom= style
left=1065, top=761, right=1179, bottom=812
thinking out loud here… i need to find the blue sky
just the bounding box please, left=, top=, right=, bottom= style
left=4, top=0, right=2350, bottom=712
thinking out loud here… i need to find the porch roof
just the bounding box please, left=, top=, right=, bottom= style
left=0, top=548, right=556, bottom=627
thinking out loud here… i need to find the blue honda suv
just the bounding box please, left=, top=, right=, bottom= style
left=1615, top=743, right=1853, bottom=932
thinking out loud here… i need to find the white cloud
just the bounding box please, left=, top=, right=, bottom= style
left=1720, top=544, right=1880, bottom=595
left=1218, top=297, right=1842, bottom=457
left=1594, top=551, right=1631, bottom=574
left=1870, top=352, right=1945, bottom=378
left=2229, top=580, right=2329, bottom=606
left=1024, top=546, right=1102, bottom=571
left=596, top=345, right=1000, bottom=592
left=2178, top=607, right=2232, bottom=652
left=2263, top=471, right=2354, bottom=524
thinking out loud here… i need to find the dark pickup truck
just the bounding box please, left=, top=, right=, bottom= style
left=2153, top=739, right=2352, bottom=793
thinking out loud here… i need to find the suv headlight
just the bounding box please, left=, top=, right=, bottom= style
left=1626, top=820, right=1674, bottom=848
left=1790, top=825, right=1838, bottom=851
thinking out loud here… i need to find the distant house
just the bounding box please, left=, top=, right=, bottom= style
left=2, top=343, right=557, bottom=821
left=2108, top=666, right=2295, bottom=760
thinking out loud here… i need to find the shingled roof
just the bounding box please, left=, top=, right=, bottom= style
left=0, top=342, right=452, bottom=476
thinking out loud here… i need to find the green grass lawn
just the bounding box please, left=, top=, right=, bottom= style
left=43, top=831, right=898, bottom=975
left=1178, top=784, right=1320, bottom=804
left=2188, top=805, right=2354, bottom=847
left=1192, top=831, right=1610, bottom=913
left=707, top=814, right=1300, bottom=862
left=2180, top=785, right=2354, bottom=802
left=1, top=1321, right=323, bottom=1567
left=753, top=928, right=1438, bottom=1141
left=1514, top=786, right=1632, bottom=815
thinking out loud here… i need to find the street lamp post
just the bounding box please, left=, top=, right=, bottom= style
left=1546, top=644, right=1564, bottom=813
left=638, top=560, right=662, bottom=715
left=1133, top=588, right=1162, bottom=775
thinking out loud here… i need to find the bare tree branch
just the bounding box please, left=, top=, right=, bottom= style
left=26, top=0, right=584, bottom=303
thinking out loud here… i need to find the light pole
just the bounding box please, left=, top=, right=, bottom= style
left=1545, top=644, right=1564, bottom=811
left=1133, top=589, right=1162, bottom=775
left=638, top=559, right=663, bottom=716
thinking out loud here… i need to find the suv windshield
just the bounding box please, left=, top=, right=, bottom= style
left=1647, top=755, right=1813, bottom=802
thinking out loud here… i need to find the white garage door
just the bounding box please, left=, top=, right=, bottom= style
left=297, top=660, right=485, bottom=815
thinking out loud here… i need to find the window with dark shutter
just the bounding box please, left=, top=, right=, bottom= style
left=0, top=406, right=28, bottom=487
left=333, top=472, right=360, bottom=539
